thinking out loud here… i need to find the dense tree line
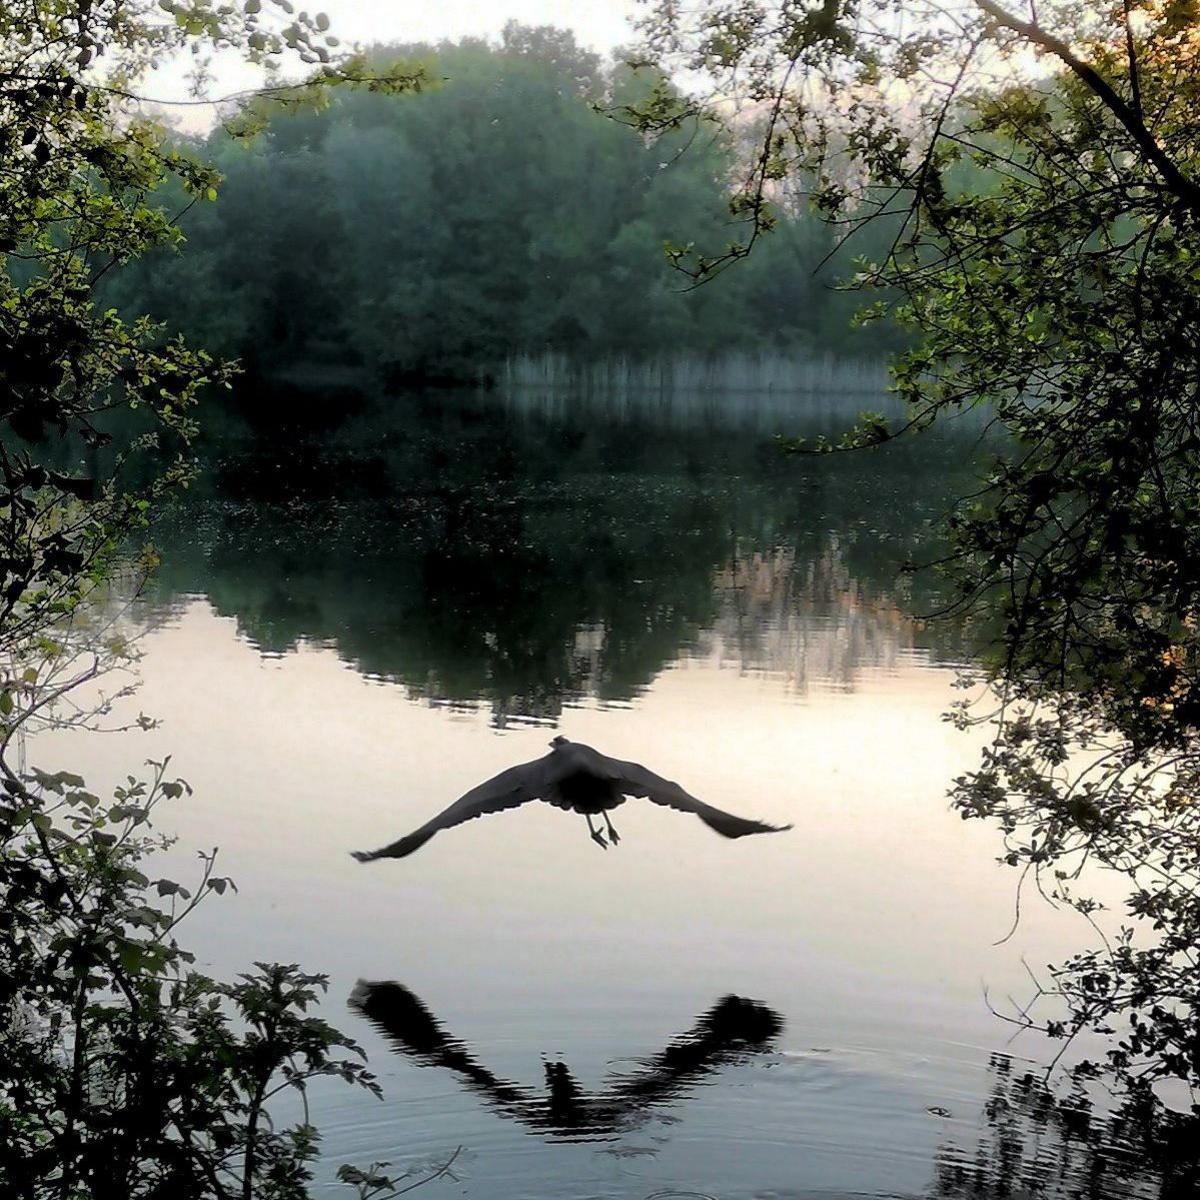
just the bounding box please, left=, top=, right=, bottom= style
left=108, top=24, right=897, bottom=388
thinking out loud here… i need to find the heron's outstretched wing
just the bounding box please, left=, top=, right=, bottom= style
left=351, top=753, right=555, bottom=861
left=588, top=748, right=792, bottom=839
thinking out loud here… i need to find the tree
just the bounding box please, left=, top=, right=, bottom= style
left=104, top=27, right=891, bottom=390
left=1, top=0, right=421, bottom=633
left=631, top=0, right=1200, bottom=1104
left=0, top=3, right=428, bottom=1194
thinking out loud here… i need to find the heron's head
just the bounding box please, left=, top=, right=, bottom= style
left=550, top=735, right=570, bottom=749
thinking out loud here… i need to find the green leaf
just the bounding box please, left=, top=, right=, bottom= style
left=118, top=943, right=147, bottom=974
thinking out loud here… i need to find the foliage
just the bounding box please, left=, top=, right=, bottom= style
left=946, top=702, right=1200, bottom=1094
left=335, top=1149, right=462, bottom=1200
left=0, top=0, right=422, bottom=639
left=0, top=3, right=426, bottom=1195
left=0, top=751, right=379, bottom=1197
left=2, top=0, right=217, bottom=644
left=104, top=25, right=901, bottom=391
left=0, top=592, right=391, bottom=1197
left=631, top=0, right=1200, bottom=1104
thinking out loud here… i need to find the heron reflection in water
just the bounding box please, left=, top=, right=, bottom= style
left=350, top=980, right=782, bottom=1140
left=352, top=735, right=791, bottom=860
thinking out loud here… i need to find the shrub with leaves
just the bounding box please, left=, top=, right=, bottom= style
left=0, top=750, right=381, bottom=1198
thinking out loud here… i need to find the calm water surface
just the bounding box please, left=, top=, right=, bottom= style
left=44, top=387, right=1180, bottom=1198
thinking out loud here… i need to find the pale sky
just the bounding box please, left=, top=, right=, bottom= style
left=147, top=0, right=641, bottom=127
left=298, top=0, right=638, bottom=51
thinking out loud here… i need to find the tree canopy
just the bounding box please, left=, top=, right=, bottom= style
left=107, top=25, right=901, bottom=390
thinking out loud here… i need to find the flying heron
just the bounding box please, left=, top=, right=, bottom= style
left=350, top=735, right=791, bottom=860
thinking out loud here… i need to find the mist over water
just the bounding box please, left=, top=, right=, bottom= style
left=41, top=379, right=1191, bottom=1198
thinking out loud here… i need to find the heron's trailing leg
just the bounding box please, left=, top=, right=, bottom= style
left=603, top=811, right=621, bottom=845
left=585, top=813, right=607, bottom=849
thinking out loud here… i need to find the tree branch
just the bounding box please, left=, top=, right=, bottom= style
left=973, top=0, right=1200, bottom=215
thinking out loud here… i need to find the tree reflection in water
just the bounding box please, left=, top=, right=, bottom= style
left=142, top=388, right=981, bottom=723
left=933, top=1055, right=1200, bottom=1200
left=350, top=980, right=782, bottom=1141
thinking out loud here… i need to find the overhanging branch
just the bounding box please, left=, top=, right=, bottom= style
left=974, top=0, right=1200, bottom=216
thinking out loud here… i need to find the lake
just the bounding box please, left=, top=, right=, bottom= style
left=39, top=382, right=1180, bottom=1198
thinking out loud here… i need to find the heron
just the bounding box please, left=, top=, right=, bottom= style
left=350, top=735, right=791, bottom=861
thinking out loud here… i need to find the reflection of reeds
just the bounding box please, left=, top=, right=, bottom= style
left=705, top=539, right=923, bottom=693
left=501, top=352, right=898, bottom=428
